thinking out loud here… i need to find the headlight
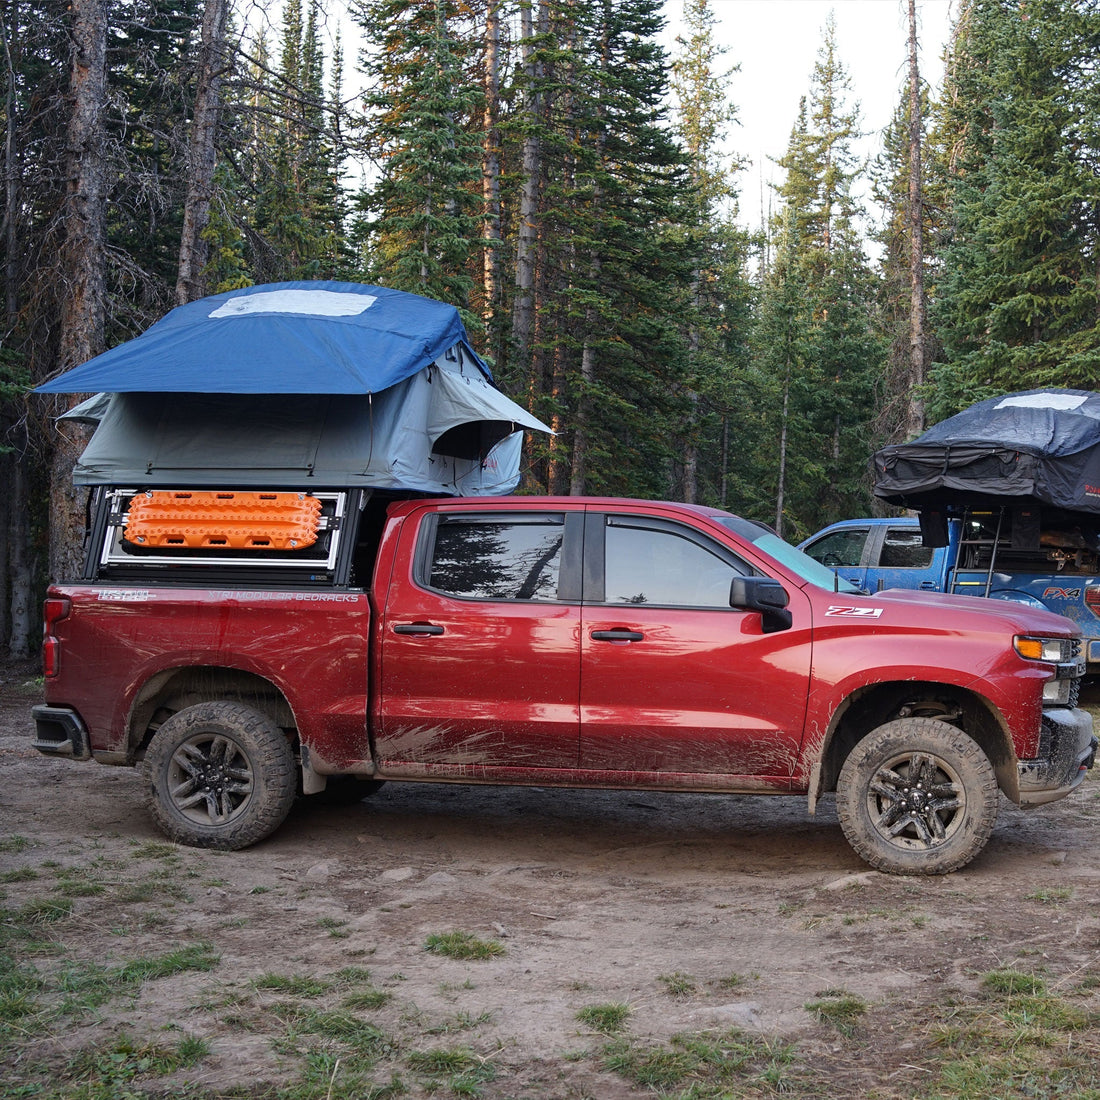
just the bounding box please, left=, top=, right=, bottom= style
left=1014, top=636, right=1072, bottom=662
left=1043, top=678, right=1074, bottom=704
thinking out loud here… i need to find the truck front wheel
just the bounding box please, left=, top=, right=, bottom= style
left=142, top=702, right=297, bottom=850
left=836, top=718, right=999, bottom=875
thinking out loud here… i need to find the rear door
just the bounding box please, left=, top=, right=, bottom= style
left=866, top=524, right=942, bottom=592
left=578, top=512, right=812, bottom=782
left=376, top=508, right=583, bottom=770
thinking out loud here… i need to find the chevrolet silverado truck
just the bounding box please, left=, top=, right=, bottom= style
left=33, top=490, right=1096, bottom=875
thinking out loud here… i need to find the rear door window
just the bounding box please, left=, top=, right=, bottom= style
left=426, top=515, right=565, bottom=601
left=878, top=527, right=934, bottom=569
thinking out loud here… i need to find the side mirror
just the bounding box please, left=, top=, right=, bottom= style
left=730, top=576, right=793, bottom=634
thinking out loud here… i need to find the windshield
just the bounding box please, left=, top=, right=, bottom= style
left=716, top=516, right=860, bottom=593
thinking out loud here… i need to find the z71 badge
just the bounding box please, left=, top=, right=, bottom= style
left=826, top=605, right=883, bottom=618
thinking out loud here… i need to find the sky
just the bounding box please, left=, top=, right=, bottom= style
left=663, top=0, right=959, bottom=228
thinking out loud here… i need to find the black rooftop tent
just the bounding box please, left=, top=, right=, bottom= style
left=873, top=389, right=1100, bottom=516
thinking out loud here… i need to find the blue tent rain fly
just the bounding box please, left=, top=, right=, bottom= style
left=38, top=282, right=551, bottom=495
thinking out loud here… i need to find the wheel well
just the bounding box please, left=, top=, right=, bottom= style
left=127, top=667, right=296, bottom=759
left=816, top=682, right=1016, bottom=800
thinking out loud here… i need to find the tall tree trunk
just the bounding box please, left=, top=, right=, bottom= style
left=719, top=414, right=729, bottom=508
left=176, top=0, right=229, bottom=305
left=481, top=0, right=501, bottom=330
left=512, top=0, right=543, bottom=377
left=775, top=370, right=790, bottom=539
left=49, top=0, right=107, bottom=583
left=0, top=455, right=9, bottom=652
left=569, top=283, right=599, bottom=497
left=2, top=5, right=18, bottom=321
left=7, top=440, right=32, bottom=657
left=905, top=0, right=926, bottom=439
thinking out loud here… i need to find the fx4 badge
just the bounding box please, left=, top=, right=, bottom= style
left=1042, top=587, right=1082, bottom=600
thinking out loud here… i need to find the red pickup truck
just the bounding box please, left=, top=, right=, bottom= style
left=33, top=491, right=1096, bottom=875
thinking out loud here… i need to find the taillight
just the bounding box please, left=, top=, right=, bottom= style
left=42, top=596, right=71, bottom=678
left=1086, top=587, right=1100, bottom=619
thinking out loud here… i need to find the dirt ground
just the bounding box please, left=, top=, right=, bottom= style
left=3, top=663, right=1100, bottom=1098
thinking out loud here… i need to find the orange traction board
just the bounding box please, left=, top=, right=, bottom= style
left=123, top=491, right=322, bottom=550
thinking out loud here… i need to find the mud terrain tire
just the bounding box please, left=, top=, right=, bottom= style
left=836, top=717, right=999, bottom=876
left=143, top=701, right=297, bottom=850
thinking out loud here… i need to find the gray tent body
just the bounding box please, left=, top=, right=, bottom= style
left=69, top=354, right=543, bottom=495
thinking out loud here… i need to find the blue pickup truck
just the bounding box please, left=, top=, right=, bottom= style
left=800, top=510, right=1100, bottom=670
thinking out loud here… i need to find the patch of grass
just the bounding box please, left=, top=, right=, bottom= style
left=292, top=1008, right=392, bottom=1055
left=0, top=955, right=44, bottom=1042
left=334, top=967, right=393, bottom=1011
left=657, top=971, right=697, bottom=998
left=0, top=867, right=37, bottom=884
left=129, top=842, right=180, bottom=860
left=927, top=977, right=1099, bottom=1097
left=576, top=1002, right=631, bottom=1035
left=46, top=943, right=221, bottom=1020
left=602, top=1030, right=796, bottom=1093
left=406, top=1046, right=495, bottom=1097
left=113, top=879, right=190, bottom=904
left=344, top=988, right=393, bottom=1010
left=804, top=992, right=867, bottom=1037
left=53, top=875, right=107, bottom=898
left=114, top=942, right=220, bottom=983
left=716, top=973, right=747, bottom=991
left=1025, top=886, right=1073, bottom=905
left=9, top=897, right=73, bottom=925
left=981, top=969, right=1046, bottom=997
left=425, top=1010, right=494, bottom=1034
left=0, top=836, right=30, bottom=854
left=67, top=1033, right=210, bottom=1087
left=423, top=931, right=506, bottom=961
left=254, top=973, right=332, bottom=997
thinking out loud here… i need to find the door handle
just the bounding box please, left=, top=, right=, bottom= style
left=590, top=629, right=644, bottom=642
left=918, top=581, right=936, bottom=590
left=392, top=623, right=444, bottom=636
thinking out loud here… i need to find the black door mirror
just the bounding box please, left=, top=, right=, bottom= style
left=729, top=576, right=792, bottom=633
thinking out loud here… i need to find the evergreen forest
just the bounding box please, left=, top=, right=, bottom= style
left=1, top=0, right=1099, bottom=657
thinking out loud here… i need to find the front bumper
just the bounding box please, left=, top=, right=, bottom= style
left=31, top=705, right=92, bottom=761
left=1017, top=705, right=1096, bottom=807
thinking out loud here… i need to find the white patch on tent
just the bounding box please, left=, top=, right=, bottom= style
left=995, top=393, right=1087, bottom=412
left=208, top=289, right=377, bottom=319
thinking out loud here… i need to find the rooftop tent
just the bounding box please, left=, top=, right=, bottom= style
left=36, top=282, right=480, bottom=395
left=873, top=388, right=1100, bottom=515
left=40, top=283, right=550, bottom=495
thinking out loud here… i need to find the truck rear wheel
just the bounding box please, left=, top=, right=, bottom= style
left=142, top=702, right=297, bottom=850
left=836, top=718, right=999, bottom=875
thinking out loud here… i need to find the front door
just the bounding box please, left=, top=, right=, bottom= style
left=579, top=513, right=811, bottom=782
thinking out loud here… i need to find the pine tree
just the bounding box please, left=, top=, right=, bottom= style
left=871, top=81, right=937, bottom=449
left=669, top=0, right=752, bottom=506
left=753, top=18, right=882, bottom=538
left=930, top=0, right=1100, bottom=417
left=498, top=0, right=697, bottom=497
left=352, top=0, right=484, bottom=309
